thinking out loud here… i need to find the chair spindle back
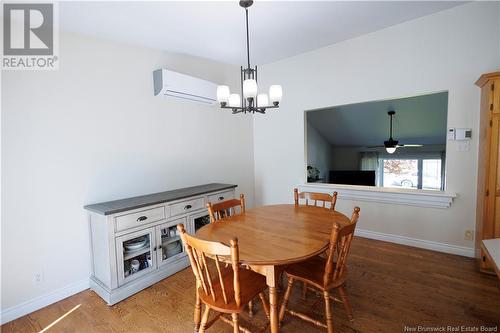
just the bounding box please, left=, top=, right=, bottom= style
left=322, top=207, right=360, bottom=287
left=207, top=194, right=246, bottom=223
left=177, top=224, right=241, bottom=307
left=294, top=188, right=338, bottom=210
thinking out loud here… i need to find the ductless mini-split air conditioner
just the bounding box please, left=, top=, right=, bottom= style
left=153, top=69, right=218, bottom=105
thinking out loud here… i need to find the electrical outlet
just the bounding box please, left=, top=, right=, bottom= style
left=34, top=271, right=44, bottom=284
left=464, top=230, right=474, bottom=241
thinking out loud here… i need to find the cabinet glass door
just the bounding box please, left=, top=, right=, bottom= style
left=116, top=228, right=156, bottom=285
left=157, top=219, right=186, bottom=267
left=192, top=213, right=211, bottom=233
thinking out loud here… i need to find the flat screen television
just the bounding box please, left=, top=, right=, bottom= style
left=329, top=170, right=376, bottom=186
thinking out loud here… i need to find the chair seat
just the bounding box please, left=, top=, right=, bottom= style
left=284, top=255, right=347, bottom=290
left=199, top=266, right=267, bottom=313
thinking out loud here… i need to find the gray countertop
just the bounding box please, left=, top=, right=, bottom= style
left=84, top=183, right=237, bottom=215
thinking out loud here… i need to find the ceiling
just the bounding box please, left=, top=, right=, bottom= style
left=59, top=1, right=464, bottom=65
left=307, top=92, right=448, bottom=147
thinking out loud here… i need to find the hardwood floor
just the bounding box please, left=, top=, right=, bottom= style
left=3, top=237, right=499, bottom=333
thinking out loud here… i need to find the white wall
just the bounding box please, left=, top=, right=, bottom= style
left=1, top=32, right=255, bottom=315
left=254, top=3, right=500, bottom=249
left=306, top=122, right=333, bottom=180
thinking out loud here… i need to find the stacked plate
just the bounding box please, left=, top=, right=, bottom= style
left=166, top=241, right=182, bottom=257
left=124, top=236, right=149, bottom=252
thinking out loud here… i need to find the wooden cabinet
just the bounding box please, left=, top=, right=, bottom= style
left=85, top=183, right=236, bottom=305
left=475, top=72, right=500, bottom=273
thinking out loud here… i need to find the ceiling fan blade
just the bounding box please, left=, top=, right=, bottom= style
left=366, top=145, right=385, bottom=148
left=398, top=144, right=423, bottom=147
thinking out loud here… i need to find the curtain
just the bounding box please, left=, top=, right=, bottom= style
left=360, top=152, right=379, bottom=171
left=360, top=152, right=380, bottom=186
left=440, top=151, right=446, bottom=191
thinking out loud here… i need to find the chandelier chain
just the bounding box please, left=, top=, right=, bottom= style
left=245, top=9, right=250, bottom=70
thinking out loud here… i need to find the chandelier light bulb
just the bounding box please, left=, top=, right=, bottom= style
left=257, top=93, right=269, bottom=108
left=243, top=79, right=258, bottom=99
left=228, top=93, right=241, bottom=107
left=269, top=85, right=283, bottom=105
left=386, top=147, right=397, bottom=154
left=216, top=85, right=230, bottom=104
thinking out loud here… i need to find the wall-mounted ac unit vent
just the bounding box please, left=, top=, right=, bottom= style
left=153, top=69, right=217, bottom=105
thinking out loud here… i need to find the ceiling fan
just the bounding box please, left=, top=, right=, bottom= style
left=367, top=111, right=423, bottom=154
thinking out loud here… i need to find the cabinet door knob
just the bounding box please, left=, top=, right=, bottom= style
left=137, top=216, right=147, bottom=222
left=153, top=246, right=157, bottom=251
left=184, top=204, right=192, bottom=210
left=218, top=196, right=224, bottom=201
left=158, top=245, right=162, bottom=249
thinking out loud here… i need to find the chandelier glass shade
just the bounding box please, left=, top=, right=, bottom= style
left=216, top=0, right=282, bottom=114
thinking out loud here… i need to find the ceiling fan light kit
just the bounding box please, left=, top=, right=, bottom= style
left=384, top=111, right=398, bottom=154
left=385, top=146, right=397, bottom=154
left=216, top=0, right=282, bottom=114
left=364, top=110, right=424, bottom=151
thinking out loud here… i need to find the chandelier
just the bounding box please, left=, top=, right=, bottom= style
left=216, top=0, right=282, bottom=114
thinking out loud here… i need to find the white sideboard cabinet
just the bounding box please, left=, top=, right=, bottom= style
left=84, top=183, right=236, bottom=305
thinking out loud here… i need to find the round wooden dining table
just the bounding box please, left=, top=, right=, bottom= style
left=196, top=204, right=352, bottom=333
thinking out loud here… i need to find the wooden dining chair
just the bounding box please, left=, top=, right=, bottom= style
left=294, top=188, right=338, bottom=211
left=294, top=188, right=339, bottom=298
left=207, top=194, right=245, bottom=223
left=177, top=224, right=269, bottom=333
left=206, top=194, right=259, bottom=315
left=278, top=207, right=360, bottom=333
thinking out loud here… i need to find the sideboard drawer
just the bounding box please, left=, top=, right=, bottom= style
left=170, top=197, right=205, bottom=217
left=115, top=206, right=165, bottom=232
left=207, top=190, right=234, bottom=204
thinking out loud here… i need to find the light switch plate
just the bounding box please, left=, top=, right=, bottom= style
left=456, top=128, right=472, bottom=140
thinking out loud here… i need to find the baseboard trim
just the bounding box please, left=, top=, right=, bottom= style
left=355, top=228, right=475, bottom=258
left=1, top=278, right=89, bottom=325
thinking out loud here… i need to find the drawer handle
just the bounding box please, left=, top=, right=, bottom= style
left=137, top=216, right=148, bottom=222
left=184, top=204, right=192, bottom=210
left=218, top=196, right=224, bottom=201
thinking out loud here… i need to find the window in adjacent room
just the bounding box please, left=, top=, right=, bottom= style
left=379, top=157, right=444, bottom=191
